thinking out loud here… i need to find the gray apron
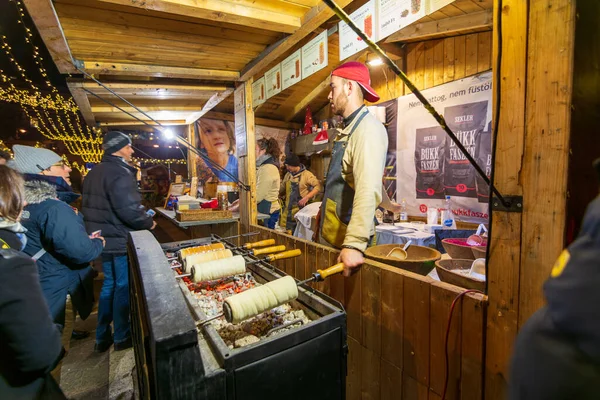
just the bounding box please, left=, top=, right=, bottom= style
left=282, top=177, right=301, bottom=232
left=318, top=110, right=369, bottom=248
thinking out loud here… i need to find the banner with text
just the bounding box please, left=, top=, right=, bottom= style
left=396, top=71, right=493, bottom=223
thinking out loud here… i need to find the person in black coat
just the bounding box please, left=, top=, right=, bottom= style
left=0, top=165, right=66, bottom=399
left=509, top=159, right=600, bottom=399
left=82, top=131, right=155, bottom=353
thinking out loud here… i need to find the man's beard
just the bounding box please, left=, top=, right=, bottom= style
left=331, top=93, right=348, bottom=116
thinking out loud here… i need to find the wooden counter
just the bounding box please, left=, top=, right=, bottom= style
left=154, top=207, right=270, bottom=243
left=249, top=224, right=488, bottom=400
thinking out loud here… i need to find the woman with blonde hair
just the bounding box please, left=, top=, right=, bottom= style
left=0, top=165, right=65, bottom=399
left=256, top=137, right=281, bottom=229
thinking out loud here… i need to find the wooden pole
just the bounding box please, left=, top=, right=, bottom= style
left=187, top=124, right=197, bottom=180
left=235, top=81, right=257, bottom=232
left=485, top=1, right=576, bottom=398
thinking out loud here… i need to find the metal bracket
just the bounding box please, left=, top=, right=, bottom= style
left=491, top=196, right=523, bottom=213
left=72, top=57, right=84, bottom=70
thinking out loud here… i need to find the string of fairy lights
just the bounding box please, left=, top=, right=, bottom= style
left=0, top=0, right=103, bottom=162
left=133, top=157, right=187, bottom=166
left=0, top=0, right=186, bottom=169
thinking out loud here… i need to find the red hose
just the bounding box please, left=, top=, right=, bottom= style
left=442, top=289, right=484, bottom=400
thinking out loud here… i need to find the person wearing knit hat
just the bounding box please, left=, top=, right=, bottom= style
left=102, top=131, right=132, bottom=156
left=82, top=131, right=155, bottom=353
left=317, top=61, right=388, bottom=277
left=280, top=154, right=322, bottom=234
left=14, top=144, right=104, bottom=383
left=12, top=144, right=72, bottom=185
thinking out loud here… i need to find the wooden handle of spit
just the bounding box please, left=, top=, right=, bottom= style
left=243, top=239, right=275, bottom=249
left=253, top=245, right=286, bottom=256
left=265, top=249, right=302, bottom=261
left=316, top=263, right=345, bottom=280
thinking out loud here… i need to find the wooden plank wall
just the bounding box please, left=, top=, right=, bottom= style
left=485, top=2, right=576, bottom=399
left=251, top=224, right=487, bottom=400
left=369, top=31, right=493, bottom=103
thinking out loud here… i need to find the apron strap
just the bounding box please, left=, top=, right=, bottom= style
left=347, top=108, right=370, bottom=138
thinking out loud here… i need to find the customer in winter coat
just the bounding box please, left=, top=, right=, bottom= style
left=13, top=145, right=104, bottom=382
left=509, top=159, right=600, bottom=400
left=82, top=131, right=155, bottom=353
left=0, top=165, right=66, bottom=399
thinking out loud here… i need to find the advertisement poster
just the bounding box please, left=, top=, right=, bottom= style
left=301, top=30, right=328, bottom=80
left=265, top=63, right=282, bottom=99
left=252, top=76, right=266, bottom=106
left=281, top=49, right=302, bottom=90
left=378, top=0, right=426, bottom=40
left=194, top=119, right=291, bottom=183
left=339, top=0, right=377, bottom=60
left=194, top=118, right=238, bottom=183
left=396, top=71, right=493, bottom=223
left=234, top=109, right=247, bottom=157
left=233, top=85, right=247, bottom=157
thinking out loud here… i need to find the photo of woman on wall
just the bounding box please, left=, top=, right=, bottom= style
left=195, top=118, right=238, bottom=182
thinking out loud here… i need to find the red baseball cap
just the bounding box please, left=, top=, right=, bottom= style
left=331, top=61, right=380, bottom=103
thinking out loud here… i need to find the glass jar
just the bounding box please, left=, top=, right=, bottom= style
left=217, top=191, right=228, bottom=210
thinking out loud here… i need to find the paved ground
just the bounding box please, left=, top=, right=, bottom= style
left=59, top=273, right=137, bottom=399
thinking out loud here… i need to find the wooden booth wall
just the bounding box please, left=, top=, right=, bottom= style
left=250, top=224, right=487, bottom=400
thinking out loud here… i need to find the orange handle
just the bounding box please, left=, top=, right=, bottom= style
left=266, top=249, right=301, bottom=261
left=253, top=245, right=286, bottom=256
left=243, top=239, right=275, bottom=249
left=316, top=263, right=345, bottom=280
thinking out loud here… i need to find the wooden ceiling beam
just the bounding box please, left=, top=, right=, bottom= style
left=91, top=105, right=203, bottom=113
left=98, top=120, right=187, bottom=127
left=385, top=9, right=493, bottom=43
left=81, top=61, right=239, bottom=81
left=284, top=78, right=330, bottom=122
left=66, top=81, right=96, bottom=126
left=239, top=0, right=353, bottom=82
left=68, top=81, right=233, bottom=92
left=93, top=0, right=301, bottom=33
left=22, top=0, right=77, bottom=74
left=202, top=111, right=302, bottom=130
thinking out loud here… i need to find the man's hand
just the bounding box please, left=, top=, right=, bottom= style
left=151, top=220, right=157, bottom=230
left=338, top=247, right=364, bottom=277
left=298, top=196, right=310, bottom=207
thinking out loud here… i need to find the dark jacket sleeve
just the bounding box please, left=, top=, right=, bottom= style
left=107, top=173, right=153, bottom=231
left=43, top=202, right=104, bottom=265
left=0, top=254, right=63, bottom=379
left=544, top=195, right=600, bottom=363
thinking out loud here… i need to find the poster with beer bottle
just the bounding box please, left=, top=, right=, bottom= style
left=339, top=0, right=377, bottom=60
left=301, top=30, right=328, bottom=79
left=282, top=49, right=302, bottom=90
left=251, top=76, right=266, bottom=106
left=265, top=63, right=282, bottom=99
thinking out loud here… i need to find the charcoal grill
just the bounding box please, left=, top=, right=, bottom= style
left=128, top=230, right=347, bottom=400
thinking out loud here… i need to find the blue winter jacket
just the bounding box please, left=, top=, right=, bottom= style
left=21, top=175, right=103, bottom=326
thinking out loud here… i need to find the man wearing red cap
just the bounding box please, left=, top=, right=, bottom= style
left=318, top=61, right=388, bottom=276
